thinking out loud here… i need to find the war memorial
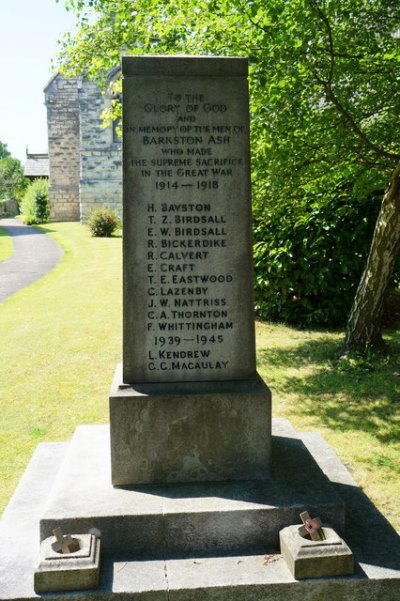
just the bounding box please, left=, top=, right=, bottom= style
left=0, top=56, right=399, bottom=600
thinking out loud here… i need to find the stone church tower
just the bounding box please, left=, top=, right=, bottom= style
left=44, top=71, right=122, bottom=222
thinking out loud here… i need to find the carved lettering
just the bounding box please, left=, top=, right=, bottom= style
left=124, top=74, right=253, bottom=381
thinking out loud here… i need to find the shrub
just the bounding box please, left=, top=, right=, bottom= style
left=0, top=156, right=28, bottom=203
left=253, top=187, right=384, bottom=327
left=20, top=179, right=49, bottom=225
left=86, top=206, right=121, bottom=237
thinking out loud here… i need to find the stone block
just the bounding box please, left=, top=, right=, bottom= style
left=109, top=365, right=271, bottom=485
left=34, top=533, right=101, bottom=593
left=279, top=525, right=354, bottom=579
left=39, top=421, right=345, bottom=558
left=122, top=55, right=256, bottom=385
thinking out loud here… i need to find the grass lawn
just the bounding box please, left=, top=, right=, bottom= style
left=0, top=226, right=13, bottom=262
left=0, top=222, right=399, bottom=531
left=256, top=323, right=400, bottom=530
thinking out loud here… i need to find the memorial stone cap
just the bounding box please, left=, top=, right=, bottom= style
left=122, top=55, right=248, bottom=77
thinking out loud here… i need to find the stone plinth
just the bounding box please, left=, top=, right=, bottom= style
left=116, top=55, right=272, bottom=487
left=109, top=365, right=271, bottom=485
left=34, top=533, right=101, bottom=593
left=279, top=525, right=353, bottom=579
left=39, top=421, right=345, bottom=558
left=1, top=420, right=400, bottom=601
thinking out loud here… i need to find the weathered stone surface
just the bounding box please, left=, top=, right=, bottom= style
left=39, top=420, right=344, bottom=557
left=279, top=525, right=354, bottom=579
left=122, top=55, right=255, bottom=384
left=44, top=73, right=122, bottom=222
left=44, top=74, right=81, bottom=221
left=109, top=365, right=271, bottom=485
left=79, top=77, right=122, bottom=221
left=116, top=56, right=271, bottom=486
left=1, top=420, right=400, bottom=601
left=34, top=533, right=101, bottom=593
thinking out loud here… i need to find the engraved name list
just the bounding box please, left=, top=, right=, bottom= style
left=123, top=60, right=256, bottom=383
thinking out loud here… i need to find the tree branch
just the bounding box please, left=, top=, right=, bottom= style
left=307, top=0, right=400, bottom=164
left=321, top=81, right=400, bottom=162
left=385, top=162, right=400, bottom=204
left=237, top=0, right=271, bottom=34
left=308, top=0, right=335, bottom=84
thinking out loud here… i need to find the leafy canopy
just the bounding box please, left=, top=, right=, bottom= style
left=57, top=0, right=400, bottom=189
left=56, top=0, right=400, bottom=324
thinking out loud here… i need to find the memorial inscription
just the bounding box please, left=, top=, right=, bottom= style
left=110, top=57, right=271, bottom=485
left=123, top=57, right=256, bottom=383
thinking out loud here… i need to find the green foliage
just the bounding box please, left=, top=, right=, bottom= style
left=0, top=156, right=28, bottom=201
left=253, top=186, right=382, bottom=326
left=20, top=179, right=50, bottom=225
left=55, top=0, right=400, bottom=188
left=56, top=0, right=400, bottom=326
left=86, top=206, right=121, bottom=237
left=0, top=141, right=11, bottom=160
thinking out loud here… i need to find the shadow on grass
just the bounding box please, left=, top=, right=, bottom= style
left=36, top=224, right=123, bottom=239
left=258, top=332, right=400, bottom=446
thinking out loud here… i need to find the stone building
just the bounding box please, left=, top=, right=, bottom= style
left=24, top=151, right=49, bottom=181
left=44, top=70, right=122, bottom=222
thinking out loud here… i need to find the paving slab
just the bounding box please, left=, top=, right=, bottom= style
left=0, top=218, right=63, bottom=302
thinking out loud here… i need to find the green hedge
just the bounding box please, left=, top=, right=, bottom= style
left=253, top=189, right=383, bottom=327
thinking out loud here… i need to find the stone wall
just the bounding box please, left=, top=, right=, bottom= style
left=44, top=74, right=80, bottom=221
left=44, top=73, right=122, bottom=222
left=0, top=199, right=18, bottom=217
left=78, top=80, right=122, bottom=221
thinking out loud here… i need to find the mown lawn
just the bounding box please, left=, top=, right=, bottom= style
left=0, top=222, right=398, bottom=531
left=0, top=226, right=13, bottom=262
left=256, top=323, right=400, bottom=530
left=0, top=223, right=122, bottom=511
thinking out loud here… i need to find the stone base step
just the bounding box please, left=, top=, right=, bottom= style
left=39, top=420, right=345, bottom=557
left=101, top=552, right=399, bottom=601
left=1, top=420, right=399, bottom=601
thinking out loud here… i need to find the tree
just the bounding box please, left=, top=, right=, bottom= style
left=0, top=156, right=27, bottom=202
left=0, top=140, right=11, bottom=161
left=56, top=0, right=400, bottom=350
